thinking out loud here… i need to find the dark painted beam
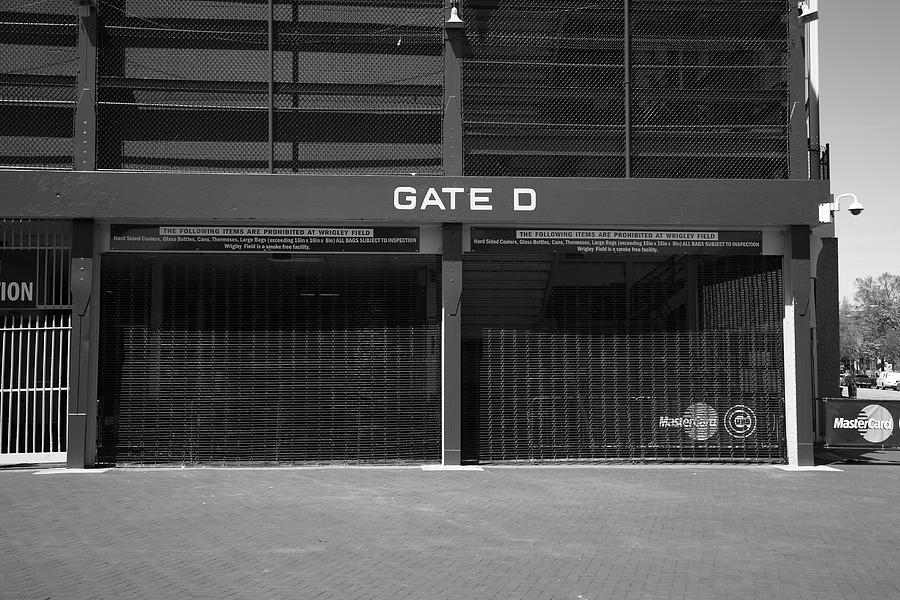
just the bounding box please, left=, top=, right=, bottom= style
left=0, top=170, right=827, bottom=226
left=86, top=107, right=440, bottom=143
left=99, top=18, right=441, bottom=55
left=95, top=78, right=440, bottom=97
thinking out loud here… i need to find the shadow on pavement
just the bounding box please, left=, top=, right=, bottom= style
left=816, top=446, right=900, bottom=466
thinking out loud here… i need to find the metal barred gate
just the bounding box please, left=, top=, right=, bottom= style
left=98, top=254, right=442, bottom=465
left=0, top=314, right=71, bottom=464
left=0, top=220, right=72, bottom=465
left=462, top=254, right=786, bottom=463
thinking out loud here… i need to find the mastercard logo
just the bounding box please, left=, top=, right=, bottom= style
left=682, top=403, right=718, bottom=441
left=832, top=404, right=894, bottom=443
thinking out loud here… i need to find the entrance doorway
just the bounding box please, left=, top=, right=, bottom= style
left=98, top=254, right=442, bottom=465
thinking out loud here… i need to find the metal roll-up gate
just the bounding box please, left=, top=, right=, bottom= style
left=98, top=254, right=441, bottom=465
left=462, top=253, right=786, bottom=463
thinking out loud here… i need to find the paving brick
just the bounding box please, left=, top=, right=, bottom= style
left=1, top=465, right=900, bottom=599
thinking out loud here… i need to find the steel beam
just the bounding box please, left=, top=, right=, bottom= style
left=0, top=171, right=828, bottom=227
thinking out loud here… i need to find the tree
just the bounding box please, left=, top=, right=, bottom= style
left=839, top=298, right=863, bottom=370
left=851, top=273, right=900, bottom=369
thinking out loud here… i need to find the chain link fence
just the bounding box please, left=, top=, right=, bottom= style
left=462, top=0, right=627, bottom=177
left=274, top=2, right=443, bottom=174
left=97, top=1, right=270, bottom=172
left=0, top=1, right=77, bottom=169
left=461, top=0, right=792, bottom=179
left=95, top=0, right=443, bottom=174
left=630, top=0, right=792, bottom=178
left=2, top=0, right=795, bottom=178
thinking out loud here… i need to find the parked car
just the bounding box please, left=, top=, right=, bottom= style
left=843, top=373, right=875, bottom=388
left=876, top=371, right=900, bottom=390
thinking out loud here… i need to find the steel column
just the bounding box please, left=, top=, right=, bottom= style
left=442, top=223, right=462, bottom=465
left=624, top=0, right=632, bottom=178
left=443, top=7, right=465, bottom=176
left=291, top=3, right=299, bottom=172
left=268, top=0, right=275, bottom=173
left=805, top=0, right=821, bottom=179
left=75, top=2, right=98, bottom=171
left=686, top=258, right=698, bottom=331
left=66, top=219, right=98, bottom=468
left=789, top=4, right=810, bottom=179
left=784, top=225, right=815, bottom=465
left=814, top=236, right=840, bottom=400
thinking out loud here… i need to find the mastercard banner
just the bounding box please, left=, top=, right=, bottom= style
left=822, top=399, right=900, bottom=447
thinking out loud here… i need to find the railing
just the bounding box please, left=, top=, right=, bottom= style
left=0, top=313, right=71, bottom=464
left=0, top=219, right=72, bottom=309
left=3, top=1, right=796, bottom=179
left=820, top=142, right=830, bottom=180
left=0, top=219, right=72, bottom=464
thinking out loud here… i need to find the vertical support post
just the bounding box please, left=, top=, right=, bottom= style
left=784, top=225, right=815, bottom=466
left=623, top=0, right=631, bottom=178
left=442, top=223, right=463, bottom=465
left=789, top=2, right=810, bottom=179
left=291, top=2, right=299, bottom=172
left=443, top=7, right=465, bottom=176
left=814, top=236, right=840, bottom=400
left=686, top=258, right=698, bottom=331
left=75, top=2, right=98, bottom=171
left=268, top=0, right=275, bottom=173
left=67, top=219, right=98, bottom=468
left=805, top=0, right=820, bottom=179
left=150, top=263, right=164, bottom=329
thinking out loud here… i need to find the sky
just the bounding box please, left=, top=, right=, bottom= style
left=819, top=0, right=900, bottom=301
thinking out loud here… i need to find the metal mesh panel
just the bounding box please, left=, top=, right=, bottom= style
left=98, top=254, right=442, bottom=465
left=699, top=258, right=783, bottom=329
left=96, top=1, right=443, bottom=174
left=460, top=0, right=792, bottom=179
left=462, top=1, right=626, bottom=177
left=630, top=0, right=792, bottom=178
left=0, top=2, right=77, bottom=169
left=97, top=1, right=269, bottom=171
left=462, top=254, right=785, bottom=462
left=274, top=2, right=443, bottom=174
left=0, top=220, right=72, bottom=309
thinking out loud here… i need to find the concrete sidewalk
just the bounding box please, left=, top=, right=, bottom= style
left=2, top=464, right=898, bottom=600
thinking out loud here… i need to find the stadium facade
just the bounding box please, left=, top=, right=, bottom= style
left=0, top=0, right=835, bottom=467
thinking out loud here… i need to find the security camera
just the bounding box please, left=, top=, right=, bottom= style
left=835, top=193, right=864, bottom=216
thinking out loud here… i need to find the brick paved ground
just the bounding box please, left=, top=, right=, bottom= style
left=2, top=464, right=900, bottom=600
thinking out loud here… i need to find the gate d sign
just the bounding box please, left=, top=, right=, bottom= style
left=393, top=187, right=537, bottom=212
left=0, top=250, right=38, bottom=308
